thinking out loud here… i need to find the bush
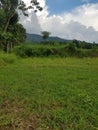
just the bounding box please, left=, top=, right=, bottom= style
left=65, top=43, right=77, bottom=56
left=13, top=44, right=60, bottom=57
left=76, top=49, right=98, bottom=58
left=0, top=52, right=17, bottom=64
left=13, top=44, right=98, bottom=58
left=13, top=45, right=33, bottom=57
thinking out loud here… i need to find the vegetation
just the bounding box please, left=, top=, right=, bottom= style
left=41, top=31, right=51, bottom=41
left=0, top=0, right=42, bottom=52
left=13, top=42, right=98, bottom=58
left=0, top=53, right=98, bottom=129
left=0, top=1, right=98, bottom=130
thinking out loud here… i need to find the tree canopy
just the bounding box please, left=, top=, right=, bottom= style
left=0, top=0, right=42, bottom=52
left=41, top=31, right=51, bottom=41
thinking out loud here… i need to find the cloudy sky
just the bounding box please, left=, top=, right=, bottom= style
left=19, top=0, right=98, bottom=42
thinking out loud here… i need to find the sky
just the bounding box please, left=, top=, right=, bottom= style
left=46, top=0, right=97, bottom=15
left=19, top=0, right=98, bottom=42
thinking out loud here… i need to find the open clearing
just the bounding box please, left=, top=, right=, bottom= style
left=0, top=55, right=98, bottom=130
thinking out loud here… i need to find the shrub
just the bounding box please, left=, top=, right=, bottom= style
left=13, top=45, right=33, bottom=57
left=13, top=44, right=59, bottom=57
left=65, top=43, right=77, bottom=56
left=13, top=44, right=98, bottom=58
left=0, top=52, right=17, bottom=64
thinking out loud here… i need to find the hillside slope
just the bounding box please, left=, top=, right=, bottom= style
left=26, top=33, right=67, bottom=42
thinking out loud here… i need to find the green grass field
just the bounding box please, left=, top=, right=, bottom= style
left=0, top=53, right=98, bottom=130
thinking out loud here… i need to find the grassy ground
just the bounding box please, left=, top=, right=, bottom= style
left=0, top=53, right=98, bottom=130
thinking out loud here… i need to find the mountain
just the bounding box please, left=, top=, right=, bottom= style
left=26, top=33, right=67, bottom=42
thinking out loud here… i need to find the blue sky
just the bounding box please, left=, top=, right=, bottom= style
left=21, top=0, right=98, bottom=42
left=46, top=0, right=98, bottom=15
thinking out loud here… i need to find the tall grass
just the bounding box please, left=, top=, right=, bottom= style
left=0, top=52, right=17, bottom=65
left=0, top=54, right=98, bottom=129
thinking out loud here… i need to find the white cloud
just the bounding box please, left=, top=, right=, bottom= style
left=64, top=3, right=98, bottom=31
left=19, top=11, right=41, bottom=34
left=22, top=0, right=46, bottom=13
left=19, top=0, right=46, bottom=34
left=20, top=1, right=98, bottom=42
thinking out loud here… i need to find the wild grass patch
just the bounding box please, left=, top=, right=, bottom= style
left=0, top=55, right=98, bottom=129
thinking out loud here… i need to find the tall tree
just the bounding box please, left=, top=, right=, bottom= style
left=0, top=0, right=42, bottom=33
left=41, top=31, right=51, bottom=41
left=0, top=0, right=42, bottom=52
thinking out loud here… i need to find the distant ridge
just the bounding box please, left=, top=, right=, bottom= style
left=26, top=33, right=67, bottom=42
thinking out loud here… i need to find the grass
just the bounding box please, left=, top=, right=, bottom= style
left=0, top=53, right=98, bottom=129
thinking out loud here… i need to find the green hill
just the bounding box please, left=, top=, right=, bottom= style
left=26, top=33, right=67, bottom=42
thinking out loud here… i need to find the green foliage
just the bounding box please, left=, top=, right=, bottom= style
left=72, top=39, right=96, bottom=49
left=0, top=52, right=17, bottom=64
left=41, top=31, right=51, bottom=40
left=13, top=43, right=98, bottom=58
left=0, top=55, right=98, bottom=129
left=65, top=43, right=77, bottom=56
left=0, top=0, right=42, bottom=52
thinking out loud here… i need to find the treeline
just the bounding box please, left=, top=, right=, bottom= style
left=72, top=39, right=98, bottom=49
left=13, top=41, right=98, bottom=58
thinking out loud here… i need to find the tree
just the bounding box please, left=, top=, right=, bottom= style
left=41, top=31, right=51, bottom=41
left=0, top=11, right=25, bottom=52
left=0, top=0, right=42, bottom=52
left=0, top=0, right=42, bottom=33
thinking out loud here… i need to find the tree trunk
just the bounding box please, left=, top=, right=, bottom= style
left=3, top=12, right=15, bottom=34
left=6, top=43, right=10, bottom=53
left=10, top=42, right=13, bottom=51
left=3, top=12, right=15, bottom=53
